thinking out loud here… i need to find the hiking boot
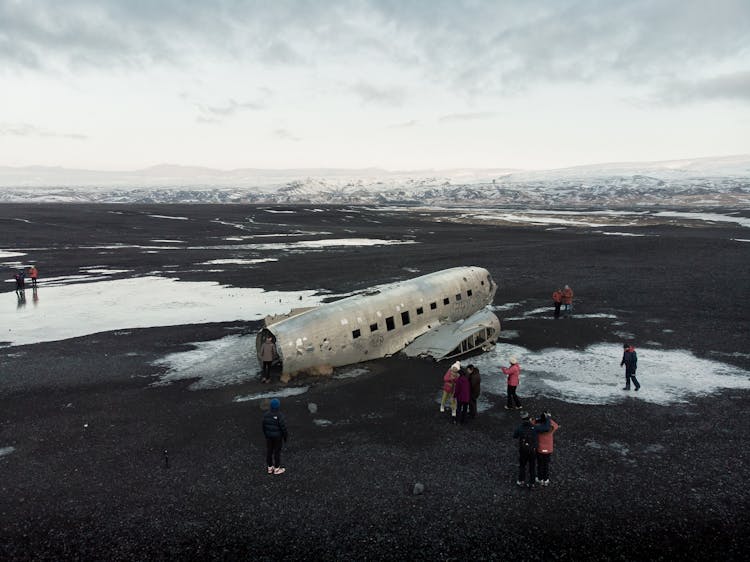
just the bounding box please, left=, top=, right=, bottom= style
left=273, top=467, right=286, bottom=475
left=622, top=387, right=630, bottom=390
left=516, top=480, right=525, bottom=487
left=515, top=406, right=523, bottom=410
left=543, top=479, right=550, bottom=486
left=267, top=466, right=274, bottom=474
left=504, top=406, right=511, bottom=410
left=635, top=386, right=640, bottom=391
left=535, top=477, right=541, bottom=483
left=440, top=406, right=445, bottom=413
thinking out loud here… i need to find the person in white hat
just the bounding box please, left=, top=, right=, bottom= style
left=501, top=356, right=522, bottom=409
left=439, top=361, right=461, bottom=418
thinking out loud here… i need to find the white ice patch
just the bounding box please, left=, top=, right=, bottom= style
left=234, top=386, right=310, bottom=402
left=0, top=250, right=26, bottom=258
left=733, top=238, right=750, bottom=243
left=200, top=258, right=278, bottom=265
left=595, top=231, right=650, bottom=237
left=2, top=277, right=328, bottom=346
left=147, top=215, right=189, bottom=221
left=654, top=211, right=750, bottom=228
left=471, top=343, right=750, bottom=406
left=334, top=367, right=370, bottom=380
left=0, top=446, right=15, bottom=457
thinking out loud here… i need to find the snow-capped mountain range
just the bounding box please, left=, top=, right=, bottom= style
left=1, top=155, right=748, bottom=208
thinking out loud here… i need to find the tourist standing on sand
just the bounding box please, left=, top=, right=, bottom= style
left=561, top=285, right=574, bottom=317
left=513, top=411, right=550, bottom=488
left=440, top=361, right=460, bottom=416
left=534, top=411, right=559, bottom=486
left=620, top=343, right=641, bottom=391
left=453, top=368, right=471, bottom=424
left=552, top=288, right=562, bottom=319
left=467, top=364, right=481, bottom=419
left=502, top=356, right=522, bottom=410
left=259, top=335, right=277, bottom=384
left=262, top=398, right=288, bottom=475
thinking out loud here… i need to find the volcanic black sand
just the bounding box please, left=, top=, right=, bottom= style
left=1, top=203, right=749, bottom=561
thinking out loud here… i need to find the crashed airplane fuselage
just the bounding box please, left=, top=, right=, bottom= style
left=256, top=266, right=499, bottom=378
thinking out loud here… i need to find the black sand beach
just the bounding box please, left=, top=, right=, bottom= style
left=1, top=203, right=749, bottom=560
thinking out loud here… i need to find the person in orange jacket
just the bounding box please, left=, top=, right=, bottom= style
left=28, top=265, right=38, bottom=288
left=552, top=288, right=562, bottom=318
left=561, top=284, right=574, bottom=317
left=533, top=411, right=560, bottom=486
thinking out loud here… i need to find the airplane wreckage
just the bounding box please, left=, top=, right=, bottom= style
left=256, top=266, right=500, bottom=379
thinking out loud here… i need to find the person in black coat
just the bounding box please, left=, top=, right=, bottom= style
left=620, top=343, right=641, bottom=391
left=512, top=411, right=550, bottom=488
left=262, top=398, right=288, bottom=475
left=467, top=364, right=481, bottom=418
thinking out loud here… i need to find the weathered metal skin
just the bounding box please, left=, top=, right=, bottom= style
left=257, top=266, right=498, bottom=378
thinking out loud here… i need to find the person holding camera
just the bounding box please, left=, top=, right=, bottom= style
left=534, top=411, right=560, bottom=486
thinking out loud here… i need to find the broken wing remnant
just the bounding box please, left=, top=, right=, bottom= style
left=256, top=266, right=499, bottom=379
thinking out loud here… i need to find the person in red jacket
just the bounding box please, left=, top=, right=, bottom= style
left=533, top=411, right=559, bottom=486
left=561, top=285, right=574, bottom=317
left=501, top=356, right=522, bottom=410
left=453, top=368, right=471, bottom=424
left=552, top=288, right=562, bottom=319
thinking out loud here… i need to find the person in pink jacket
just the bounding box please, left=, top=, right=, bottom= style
left=533, top=411, right=559, bottom=486
left=453, top=368, right=471, bottom=424
left=440, top=361, right=461, bottom=417
left=501, top=356, right=522, bottom=410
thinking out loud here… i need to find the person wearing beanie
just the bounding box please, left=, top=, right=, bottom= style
left=533, top=411, right=560, bottom=486
left=439, top=361, right=461, bottom=416
left=620, top=343, right=640, bottom=391
left=512, top=410, right=550, bottom=488
left=501, top=356, right=522, bottom=410
left=262, top=398, right=288, bottom=475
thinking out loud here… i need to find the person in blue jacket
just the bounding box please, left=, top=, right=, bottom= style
left=262, top=398, right=288, bottom=475
left=620, top=343, right=641, bottom=391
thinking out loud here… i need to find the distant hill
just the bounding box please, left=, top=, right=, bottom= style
left=0, top=155, right=748, bottom=208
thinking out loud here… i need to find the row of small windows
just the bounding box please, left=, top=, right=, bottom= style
left=351, top=288, right=475, bottom=339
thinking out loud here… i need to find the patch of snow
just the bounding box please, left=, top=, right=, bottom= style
left=654, top=211, right=750, bottom=228
left=234, top=386, right=310, bottom=402
left=0, top=446, right=15, bottom=457
left=147, top=214, right=189, bottom=220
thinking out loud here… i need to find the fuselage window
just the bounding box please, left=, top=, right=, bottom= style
left=481, top=280, right=485, bottom=286
left=370, top=322, right=378, bottom=332
left=352, top=329, right=361, bottom=339
left=401, top=311, right=410, bottom=326
left=443, top=297, right=450, bottom=305
left=430, top=302, right=437, bottom=310
left=467, top=289, right=473, bottom=297
left=416, top=306, right=424, bottom=315
left=455, top=293, right=462, bottom=301
left=386, top=316, right=395, bottom=331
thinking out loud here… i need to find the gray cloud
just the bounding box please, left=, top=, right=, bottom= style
left=658, top=71, right=750, bottom=104
left=0, top=122, right=88, bottom=140
left=1, top=0, right=748, bottom=104
left=439, top=112, right=496, bottom=123
left=351, top=81, right=406, bottom=106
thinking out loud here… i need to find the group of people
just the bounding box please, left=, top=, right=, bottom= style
left=551, top=284, right=574, bottom=318
left=440, top=361, right=482, bottom=424
left=13, top=265, right=39, bottom=292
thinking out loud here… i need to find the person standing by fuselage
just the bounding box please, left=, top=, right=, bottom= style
left=440, top=361, right=460, bottom=416
left=453, top=368, right=471, bottom=424
left=502, top=356, right=522, bottom=410
left=467, top=364, right=481, bottom=419
left=620, top=343, right=640, bottom=391
left=259, top=335, right=277, bottom=384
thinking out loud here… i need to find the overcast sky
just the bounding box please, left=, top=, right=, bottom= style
left=1, top=0, right=749, bottom=171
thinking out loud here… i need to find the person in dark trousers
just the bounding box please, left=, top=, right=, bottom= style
left=259, top=335, right=277, bottom=383
left=561, top=285, right=574, bottom=317
left=620, top=343, right=641, bottom=391
left=453, top=367, right=471, bottom=424
left=262, top=398, right=288, bottom=475
left=502, top=356, right=522, bottom=409
left=513, top=411, right=550, bottom=488
left=467, top=364, right=481, bottom=419
left=28, top=265, right=38, bottom=288
left=552, top=288, right=562, bottom=319
left=534, top=411, right=559, bottom=486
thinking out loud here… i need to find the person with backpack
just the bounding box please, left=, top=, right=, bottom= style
left=534, top=411, right=559, bottom=486
left=620, top=343, right=640, bottom=391
left=512, top=411, right=550, bottom=488
left=467, top=364, right=481, bottom=419
left=502, top=356, right=522, bottom=410
left=262, top=398, right=288, bottom=475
